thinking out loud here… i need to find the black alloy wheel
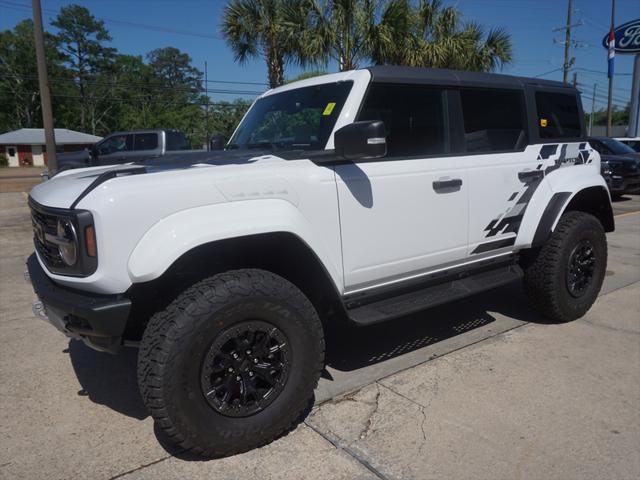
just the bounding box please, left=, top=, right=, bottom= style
left=566, top=239, right=596, bottom=298
left=200, top=320, right=291, bottom=417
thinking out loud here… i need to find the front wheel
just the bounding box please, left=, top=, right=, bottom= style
left=523, top=211, right=607, bottom=322
left=137, top=269, right=325, bottom=457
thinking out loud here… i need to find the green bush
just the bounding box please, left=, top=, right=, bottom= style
left=0, top=153, right=8, bottom=167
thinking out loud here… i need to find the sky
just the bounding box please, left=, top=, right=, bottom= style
left=1, top=0, right=639, bottom=112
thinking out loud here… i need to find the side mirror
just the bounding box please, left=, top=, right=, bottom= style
left=334, top=120, right=386, bottom=161
left=210, top=134, right=227, bottom=151
left=89, top=145, right=98, bottom=157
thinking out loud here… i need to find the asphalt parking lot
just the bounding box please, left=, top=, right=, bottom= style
left=1, top=190, right=639, bottom=480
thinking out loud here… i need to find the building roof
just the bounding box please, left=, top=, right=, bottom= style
left=366, top=65, right=573, bottom=90
left=0, top=128, right=102, bottom=145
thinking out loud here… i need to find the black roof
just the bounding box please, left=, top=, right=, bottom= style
left=366, top=65, right=573, bottom=91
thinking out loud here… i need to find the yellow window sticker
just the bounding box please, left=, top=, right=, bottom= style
left=323, top=102, right=336, bottom=116
left=540, top=118, right=548, bottom=127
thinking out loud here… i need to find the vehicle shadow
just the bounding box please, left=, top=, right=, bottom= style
left=324, top=281, right=546, bottom=372
left=67, top=280, right=549, bottom=459
left=611, top=195, right=632, bottom=203
left=68, top=339, right=147, bottom=420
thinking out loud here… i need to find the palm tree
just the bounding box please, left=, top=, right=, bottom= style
left=373, top=0, right=512, bottom=72
left=221, top=0, right=305, bottom=88
left=293, top=0, right=378, bottom=71
left=222, top=0, right=512, bottom=87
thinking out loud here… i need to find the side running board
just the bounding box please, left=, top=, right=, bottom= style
left=346, top=264, right=523, bottom=326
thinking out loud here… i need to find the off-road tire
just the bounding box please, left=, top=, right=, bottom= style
left=137, top=269, right=325, bottom=457
left=523, top=211, right=607, bottom=322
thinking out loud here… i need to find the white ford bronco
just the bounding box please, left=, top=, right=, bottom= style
left=27, top=66, right=614, bottom=457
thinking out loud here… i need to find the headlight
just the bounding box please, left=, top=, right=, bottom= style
left=56, top=218, right=78, bottom=266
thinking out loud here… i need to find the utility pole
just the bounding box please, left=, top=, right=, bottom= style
left=204, top=61, right=210, bottom=151
left=589, top=83, right=596, bottom=136
left=563, top=0, right=573, bottom=84
left=204, top=62, right=211, bottom=152
left=31, top=0, right=57, bottom=173
left=606, top=0, right=616, bottom=137
left=572, top=72, right=577, bottom=88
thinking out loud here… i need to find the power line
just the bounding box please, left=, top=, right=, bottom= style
left=0, top=74, right=263, bottom=95
left=0, top=89, right=252, bottom=107
left=0, top=0, right=223, bottom=40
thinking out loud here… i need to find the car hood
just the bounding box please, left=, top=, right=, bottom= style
left=28, top=150, right=301, bottom=209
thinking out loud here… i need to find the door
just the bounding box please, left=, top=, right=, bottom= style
left=31, top=145, right=44, bottom=166
left=94, top=134, right=134, bottom=165
left=130, top=132, right=160, bottom=162
left=6, top=146, right=18, bottom=167
left=463, top=88, right=541, bottom=255
left=335, top=84, right=468, bottom=292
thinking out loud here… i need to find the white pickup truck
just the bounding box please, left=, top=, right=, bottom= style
left=27, top=66, right=613, bottom=457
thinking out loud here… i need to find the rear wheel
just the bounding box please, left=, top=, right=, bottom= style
left=137, top=269, right=324, bottom=457
left=523, top=211, right=607, bottom=322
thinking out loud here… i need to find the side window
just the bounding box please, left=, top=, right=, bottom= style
left=535, top=92, right=581, bottom=139
left=98, top=134, right=132, bottom=155
left=166, top=132, right=188, bottom=151
left=460, top=89, right=526, bottom=153
left=134, top=133, right=159, bottom=151
left=357, top=84, right=449, bottom=157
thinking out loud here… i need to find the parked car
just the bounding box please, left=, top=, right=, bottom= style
left=588, top=136, right=640, bottom=197
left=54, top=129, right=192, bottom=173
left=27, top=66, right=613, bottom=457
left=614, top=137, right=640, bottom=152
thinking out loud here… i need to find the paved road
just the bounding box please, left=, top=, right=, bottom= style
left=0, top=192, right=638, bottom=480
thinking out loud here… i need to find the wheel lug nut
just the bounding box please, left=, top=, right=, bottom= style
left=253, top=358, right=258, bottom=364
left=232, top=353, right=238, bottom=359
left=248, top=371, right=253, bottom=377
left=228, top=367, right=233, bottom=372
left=246, top=350, right=251, bottom=355
left=236, top=376, right=241, bottom=381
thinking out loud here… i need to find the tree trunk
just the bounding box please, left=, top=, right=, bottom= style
left=265, top=42, right=284, bottom=89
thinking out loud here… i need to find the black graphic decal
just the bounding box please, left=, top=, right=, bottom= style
left=475, top=142, right=596, bottom=252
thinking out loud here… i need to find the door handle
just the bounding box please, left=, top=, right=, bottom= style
left=432, top=178, right=463, bottom=192
left=518, top=170, right=544, bottom=182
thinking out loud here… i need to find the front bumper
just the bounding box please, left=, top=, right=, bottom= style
left=603, top=173, right=640, bottom=194
left=26, top=254, right=131, bottom=353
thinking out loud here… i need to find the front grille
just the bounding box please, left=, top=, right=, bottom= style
left=31, top=207, right=64, bottom=268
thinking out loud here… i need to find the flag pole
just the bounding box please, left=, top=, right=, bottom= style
left=606, top=0, right=616, bottom=137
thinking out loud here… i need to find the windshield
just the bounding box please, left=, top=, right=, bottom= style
left=599, top=138, right=636, bottom=155
left=228, top=81, right=353, bottom=151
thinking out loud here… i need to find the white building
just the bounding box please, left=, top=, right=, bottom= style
left=0, top=128, right=102, bottom=167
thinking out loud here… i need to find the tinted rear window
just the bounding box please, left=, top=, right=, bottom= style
left=536, top=92, right=581, bottom=139
left=166, top=131, right=188, bottom=150
left=460, top=89, right=526, bottom=153
left=134, top=133, right=158, bottom=151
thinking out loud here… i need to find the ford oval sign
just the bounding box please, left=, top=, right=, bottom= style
left=603, top=19, right=640, bottom=54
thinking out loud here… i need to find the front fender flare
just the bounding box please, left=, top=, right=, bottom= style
left=127, top=199, right=344, bottom=292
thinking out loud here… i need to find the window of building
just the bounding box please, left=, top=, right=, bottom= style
left=460, top=89, right=527, bottom=153
left=357, top=84, right=449, bottom=157
left=535, top=92, right=581, bottom=139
